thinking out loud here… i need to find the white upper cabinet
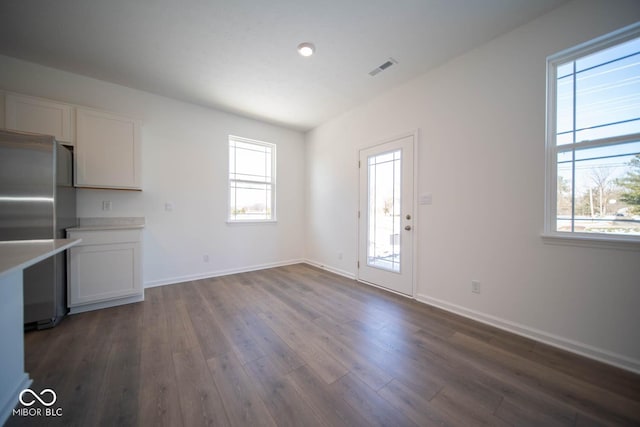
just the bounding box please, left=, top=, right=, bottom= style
left=75, top=107, right=142, bottom=190
left=5, top=93, right=74, bottom=144
left=3, top=91, right=142, bottom=190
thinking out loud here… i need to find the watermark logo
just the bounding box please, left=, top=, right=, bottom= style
left=19, top=389, right=57, bottom=407
left=13, top=388, right=63, bottom=418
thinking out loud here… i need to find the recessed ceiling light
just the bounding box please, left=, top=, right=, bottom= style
left=297, top=42, right=315, bottom=57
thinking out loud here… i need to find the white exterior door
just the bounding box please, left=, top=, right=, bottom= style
left=358, top=134, right=415, bottom=296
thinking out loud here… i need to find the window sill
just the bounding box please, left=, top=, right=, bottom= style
left=226, top=220, right=278, bottom=226
left=541, top=232, right=640, bottom=251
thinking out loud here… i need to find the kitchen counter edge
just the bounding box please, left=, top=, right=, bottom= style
left=0, top=239, right=81, bottom=278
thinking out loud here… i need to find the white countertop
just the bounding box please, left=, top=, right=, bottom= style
left=0, top=239, right=81, bottom=278
left=67, top=216, right=145, bottom=232
left=66, top=224, right=145, bottom=231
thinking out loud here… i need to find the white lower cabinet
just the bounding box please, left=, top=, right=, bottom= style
left=67, top=228, right=143, bottom=313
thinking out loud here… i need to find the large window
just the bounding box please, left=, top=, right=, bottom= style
left=546, top=23, right=640, bottom=242
left=228, top=136, right=276, bottom=222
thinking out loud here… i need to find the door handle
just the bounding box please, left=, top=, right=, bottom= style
left=404, top=225, right=411, bottom=231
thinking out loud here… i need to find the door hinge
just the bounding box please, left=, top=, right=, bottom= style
left=358, top=160, right=361, bottom=168
left=357, top=261, right=360, bottom=268
left=357, top=210, right=360, bottom=219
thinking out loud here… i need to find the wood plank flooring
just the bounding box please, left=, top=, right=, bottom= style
left=7, top=263, right=640, bottom=426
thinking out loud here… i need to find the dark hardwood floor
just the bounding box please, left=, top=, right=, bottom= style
left=7, top=263, right=640, bottom=426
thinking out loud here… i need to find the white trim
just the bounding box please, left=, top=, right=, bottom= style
left=356, top=129, right=419, bottom=298
left=69, top=294, right=145, bottom=314
left=556, top=133, right=640, bottom=152
left=544, top=23, right=640, bottom=242
left=225, top=220, right=278, bottom=226
left=142, top=257, right=640, bottom=374
left=143, top=258, right=305, bottom=288
left=544, top=48, right=558, bottom=236
left=228, top=135, right=277, bottom=223
left=303, top=259, right=356, bottom=280
left=542, top=232, right=640, bottom=251
left=412, top=129, right=420, bottom=298
left=0, top=374, right=31, bottom=427
left=415, top=293, right=640, bottom=375
left=547, top=21, right=640, bottom=64
left=358, top=278, right=415, bottom=299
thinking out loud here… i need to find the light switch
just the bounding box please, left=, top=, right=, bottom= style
left=419, top=193, right=432, bottom=205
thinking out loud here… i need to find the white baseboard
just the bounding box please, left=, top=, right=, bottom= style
left=416, top=293, right=640, bottom=375
left=140, top=257, right=639, bottom=374
left=143, top=258, right=305, bottom=288
left=69, top=293, right=145, bottom=314
left=0, top=374, right=31, bottom=426
left=303, top=259, right=356, bottom=280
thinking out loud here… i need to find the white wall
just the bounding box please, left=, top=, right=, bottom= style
left=1, top=0, right=638, bottom=373
left=0, top=55, right=306, bottom=287
left=305, top=0, right=640, bottom=372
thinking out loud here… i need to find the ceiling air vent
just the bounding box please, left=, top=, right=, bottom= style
left=369, top=58, right=398, bottom=76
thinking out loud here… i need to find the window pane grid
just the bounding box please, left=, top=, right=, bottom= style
left=367, top=149, right=402, bottom=273
left=557, top=117, right=640, bottom=138
left=550, top=27, right=640, bottom=238
left=230, top=173, right=273, bottom=182
left=556, top=43, right=640, bottom=145
left=229, top=136, right=275, bottom=222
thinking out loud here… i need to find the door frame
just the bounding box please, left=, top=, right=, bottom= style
left=356, top=129, right=419, bottom=298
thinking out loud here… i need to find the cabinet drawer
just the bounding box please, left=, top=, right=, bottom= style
left=67, top=229, right=141, bottom=246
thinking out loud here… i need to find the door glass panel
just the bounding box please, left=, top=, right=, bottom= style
left=367, top=149, right=401, bottom=272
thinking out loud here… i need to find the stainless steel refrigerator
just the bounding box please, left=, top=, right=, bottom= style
left=0, top=129, right=77, bottom=329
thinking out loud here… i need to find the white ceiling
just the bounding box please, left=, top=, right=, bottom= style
left=0, top=0, right=570, bottom=131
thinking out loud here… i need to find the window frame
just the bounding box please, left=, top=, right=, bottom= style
left=544, top=22, right=640, bottom=249
left=227, top=135, right=277, bottom=224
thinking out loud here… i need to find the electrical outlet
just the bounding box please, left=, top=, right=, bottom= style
left=337, top=252, right=343, bottom=260
left=102, top=200, right=112, bottom=211
left=203, top=254, right=210, bottom=263
left=471, top=280, right=481, bottom=294
left=165, top=202, right=174, bottom=212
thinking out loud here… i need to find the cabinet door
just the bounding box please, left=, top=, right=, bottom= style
left=76, top=108, right=141, bottom=189
left=68, top=242, right=141, bottom=306
left=5, top=93, right=74, bottom=143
